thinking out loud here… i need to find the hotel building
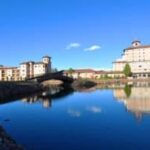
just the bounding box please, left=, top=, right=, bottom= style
left=20, top=56, right=51, bottom=80
left=0, top=56, right=51, bottom=81
left=0, top=66, right=20, bottom=81
left=113, top=41, right=150, bottom=78
left=64, top=69, right=125, bottom=79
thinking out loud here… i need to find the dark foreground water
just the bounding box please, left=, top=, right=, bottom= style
left=0, top=83, right=150, bottom=150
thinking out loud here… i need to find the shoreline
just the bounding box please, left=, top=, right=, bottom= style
left=0, top=126, right=24, bottom=150
left=0, top=81, right=43, bottom=101
left=0, top=79, right=72, bottom=101
left=90, top=78, right=150, bottom=84
left=0, top=78, right=150, bottom=100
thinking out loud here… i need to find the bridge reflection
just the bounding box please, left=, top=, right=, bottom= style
left=21, top=88, right=74, bottom=109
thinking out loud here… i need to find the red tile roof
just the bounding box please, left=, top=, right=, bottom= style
left=73, top=69, right=95, bottom=73
left=64, top=69, right=123, bottom=74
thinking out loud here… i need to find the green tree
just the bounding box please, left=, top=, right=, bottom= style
left=123, top=64, right=132, bottom=77
left=68, top=68, right=75, bottom=76
left=124, top=85, right=132, bottom=98
left=104, top=74, right=108, bottom=79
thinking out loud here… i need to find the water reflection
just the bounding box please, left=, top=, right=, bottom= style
left=1, top=82, right=150, bottom=150
left=113, top=82, right=150, bottom=118
left=86, top=106, right=102, bottom=113
left=68, top=109, right=81, bottom=117
left=22, top=96, right=52, bottom=109
left=21, top=89, right=74, bottom=109
left=67, top=106, right=102, bottom=118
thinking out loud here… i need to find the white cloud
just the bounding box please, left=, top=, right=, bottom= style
left=84, top=45, right=101, bottom=51
left=86, top=106, right=102, bottom=113
left=68, top=109, right=81, bottom=117
left=66, top=43, right=81, bottom=50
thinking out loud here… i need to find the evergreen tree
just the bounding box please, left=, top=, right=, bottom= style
left=124, top=84, right=132, bottom=97
left=123, top=64, right=132, bottom=77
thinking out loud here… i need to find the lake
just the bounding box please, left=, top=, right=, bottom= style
left=0, top=82, right=150, bottom=150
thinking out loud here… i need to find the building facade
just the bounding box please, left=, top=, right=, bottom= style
left=64, top=69, right=125, bottom=79
left=0, top=66, right=20, bottom=81
left=113, top=41, right=150, bottom=78
left=20, top=56, right=51, bottom=80
left=0, top=56, right=51, bottom=81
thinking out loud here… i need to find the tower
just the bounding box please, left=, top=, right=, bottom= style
left=132, top=40, right=141, bottom=47
left=42, top=56, right=51, bottom=73
left=42, top=56, right=51, bottom=64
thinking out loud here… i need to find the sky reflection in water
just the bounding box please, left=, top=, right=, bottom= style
left=0, top=82, right=150, bottom=150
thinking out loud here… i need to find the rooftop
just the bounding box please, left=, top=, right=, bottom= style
left=20, top=56, right=51, bottom=65
left=34, top=62, right=45, bottom=64
left=125, top=45, right=150, bottom=50
left=132, top=40, right=141, bottom=44
left=125, top=41, right=150, bottom=50
left=20, top=61, right=35, bottom=65
left=42, top=55, right=51, bottom=58
left=0, top=67, right=18, bottom=70
left=64, top=69, right=123, bottom=74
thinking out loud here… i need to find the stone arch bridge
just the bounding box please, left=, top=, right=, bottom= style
left=26, top=71, right=73, bottom=84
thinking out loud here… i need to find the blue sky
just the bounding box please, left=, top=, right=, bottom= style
left=0, top=0, right=150, bottom=70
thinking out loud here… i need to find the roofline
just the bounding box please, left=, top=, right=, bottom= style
left=64, top=69, right=123, bottom=74
left=113, top=61, right=128, bottom=63
left=42, top=56, right=51, bottom=58
left=124, top=45, right=150, bottom=51
left=0, top=67, right=18, bottom=69
left=34, top=62, right=45, bottom=64
left=132, top=40, right=141, bottom=44
left=20, top=61, right=35, bottom=64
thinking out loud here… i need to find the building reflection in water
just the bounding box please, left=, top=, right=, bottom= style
left=22, top=95, right=52, bottom=109
left=21, top=88, right=74, bottom=109
left=113, top=82, right=150, bottom=118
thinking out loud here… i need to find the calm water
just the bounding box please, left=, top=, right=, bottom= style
left=1, top=83, right=150, bottom=150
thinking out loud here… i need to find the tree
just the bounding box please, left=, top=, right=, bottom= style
left=123, top=64, right=132, bottom=77
left=51, top=68, right=58, bottom=73
left=124, top=84, right=132, bottom=98
left=68, top=68, right=75, bottom=76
